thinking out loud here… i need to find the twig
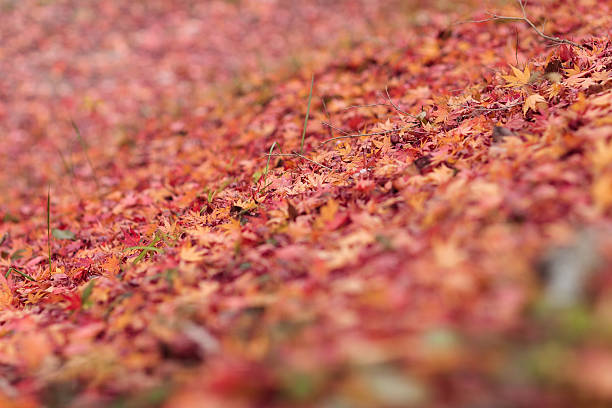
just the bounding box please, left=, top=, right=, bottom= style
left=293, top=153, right=333, bottom=171
left=265, top=152, right=332, bottom=171
left=463, top=100, right=523, bottom=113
left=341, top=103, right=389, bottom=111
left=320, top=128, right=398, bottom=145
left=322, top=121, right=350, bottom=135
left=459, top=0, right=584, bottom=49
left=384, top=86, right=414, bottom=117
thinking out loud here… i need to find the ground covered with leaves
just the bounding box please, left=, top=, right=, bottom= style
left=1, top=0, right=612, bottom=407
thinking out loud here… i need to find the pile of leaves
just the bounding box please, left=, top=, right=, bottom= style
left=1, top=0, right=612, bottom=406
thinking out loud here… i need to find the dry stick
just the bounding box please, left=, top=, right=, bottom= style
left=384, top=86, right=415, bottom=117
left=318, top=87, right=418, bottom=145
left=461, top=0, right=585, bottom=49
left=265, top=152, right=333, bottom=171
left=463, top=101, right=523, bottom=113
left=341, top=103, right=390, bottom=111
left=322, top=121, right=350, bottom=135
left=293, top=153, right=333, bottom=171
left=320, top=128, right=399, bottom=145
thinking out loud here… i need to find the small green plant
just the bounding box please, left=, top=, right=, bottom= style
left=123, top=231, right=166, bottom=264
left=300, top=74, right=314, bottom=155
left=4, top=267, right=35, bottom=282
left=255, top=141, right=277, bottom=197
left=204, top=177, right=234, bottom=206
left=262, top=75, right=332, bottom=172
left=80, top=279, right=96, bottom=309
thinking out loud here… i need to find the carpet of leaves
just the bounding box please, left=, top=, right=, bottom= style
left=1, top=0, right=612, bottom=407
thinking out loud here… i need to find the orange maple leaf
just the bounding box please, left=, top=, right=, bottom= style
left=180, top=245, right=207, bottom=262
left=0, top=274, right=12, bottom=307
left=523, top=94, right=547, bottom=115
left=503, top=65, right=531, bottom=87
left=102, top=255, right=120, bottom=276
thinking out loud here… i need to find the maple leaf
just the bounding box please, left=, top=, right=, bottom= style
left=180, top=245, right=207, bottom=262
left=592, top=173, right=612, bottom=212
left=102, top=255, right=120, bottom=276
left=0, top=274, right=12, bottom=307
left=502, top=65, right=532, bottom=87
left=546, top=83, right=564, bottom=99
left=523, top=94, right=547, bottom=115
left=319, top=199, right=339, bottom=223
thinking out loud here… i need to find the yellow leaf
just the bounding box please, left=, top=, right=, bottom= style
left=503, top=65, right=531, bottom=87
left=314, top=198, right=339, bottom=229
left=565, top=64, right=582, bottom=76
left=523, top=94, right=547, bottom=115
left=0, top=275, right=12, bottom=307
left=319, top=199, right=338, bottom=223
left=546, top=82, right=563, bottom=99
left=180, top=245, right=206, bottom=262
left=593, top=173, right=612, bottom=212
left=591, top=140, right=612, bottom=172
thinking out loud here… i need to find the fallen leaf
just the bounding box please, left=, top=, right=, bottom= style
left=523, top=93, right=547, bottom=114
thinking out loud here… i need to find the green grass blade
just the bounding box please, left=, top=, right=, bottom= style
left=72, top=120, right=101, bottom=192
left=81, top=279, right=96, bottom=308
left=123, top=246, right=164, bottom=253
left=264, top=142, right=277, bottom=180
left=258, top=141, right=278, bottom=197
left=300, top=75, right=315, bottom=155
left=5, top=267, right=36, bottom=282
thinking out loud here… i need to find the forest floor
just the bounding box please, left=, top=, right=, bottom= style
left=1, top=0, right=612, bottom=407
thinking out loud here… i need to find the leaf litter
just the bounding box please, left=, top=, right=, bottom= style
left=1, top=0, right=612, bottom=407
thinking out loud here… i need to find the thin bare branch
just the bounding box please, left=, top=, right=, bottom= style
left=462, top=100, right=522, bottom=114
left=320, top=129, right=398, bottom=145
left=292, top=153, right=333, bottom=171
left=341, top=103, right=389, bottom=111
left=264, top=152, right=333, bottom=171
left=265, top=153, right=298, bottom=157
left=517, top=0, right=527, bottom=17
left=384, top=86, right=414, bottom=117
left=322, top=121, right=350, bottom=135
left=458, top=3, right=584, bottom=49
left=459, top=14, right=524, bottom=24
